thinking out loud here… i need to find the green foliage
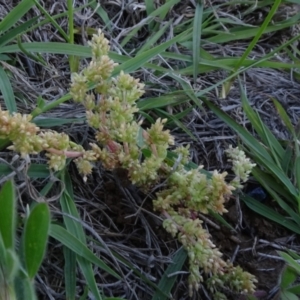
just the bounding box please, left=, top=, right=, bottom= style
left=203, top=81, right=300, bottom=234
left=278, top=251, right=300, bottom=299
left=1, top=1, right=300, bottom=299
left=0, top=180, right=50, bottom=300
left=0, top=30, right=257, bottom=299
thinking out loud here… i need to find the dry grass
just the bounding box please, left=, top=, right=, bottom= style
left=1, top=1, right=300, bottom=299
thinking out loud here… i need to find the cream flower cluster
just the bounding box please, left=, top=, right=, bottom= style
left=0, top=29, right=257, bottom=298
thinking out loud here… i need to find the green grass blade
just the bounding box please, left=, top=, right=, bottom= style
left=33, top=117, right=84, bottom=127
left=114, top=27, right=192, bottom=74
left=152, top=247, right=187, bottom=300
left=137, top=20, right=172, bottom=55
left=280, top=265, right=298, bottom=289
left=0, top=180, right=16, bottom=249
left=0, top=0, right=35, bottom=33
left=50, top=224, right=121, bottom=280
left=202, top=99, right=273, bottom=162
left=282, top=145, right=293, bottom=175
left=24, top=203, right=50, bottom=279
left=0, top=66, right=17, bottom=113
left=279, top=252, right=300, bottom=274
left=204, top=99, right=298, bottom=197
left=168, top=73, right=203, bottom=110
left=0, top=163, right=50, bottom=178
left=192, top=0, right=203, bottom=81
left=89, top=3, right=112, bottom=32
left=295, top=156, right=300, bottom=211
left=59, top=171, right=117, bottom=299
left=241, top=195, right=300, bottom=234
left=33, top=0, right=69, bottom=42
left=63, top=246, right=76, bottom=300
left=138, top=92, right=188, bottom=110
left=0, top=17, right=38, bottom=48
left=251, top=167, right=293, bottom=202
left=235, top=0, right=282, bottom=70
left=145, top=0, right=156, bottom=31
left=120, top=0, right=181, bottom=47
left=249, top=169, right=300, bottom=226
left=272, top=97, right=295, bottom=136
left=50, top=223, right=103, bottom=300
left=240, top=82, right=284, bottom=160
left=207, top=13, right=300, bottom=44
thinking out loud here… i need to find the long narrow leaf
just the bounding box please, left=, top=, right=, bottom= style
left=0, top=180, right=16, bottom=249
left=241, top=195, right=300, bottom=234
left=64, top=246, right=76, bottom=300
left=0, top=66, right=17, bottom=113
left=0, top=0, right=35, bottom=33
left=24, top=203, right=50, bottom=279
left=0, top=17, right=38, bottom=48
left=50, top=224, right=121, bottom=279
left=204, top=99, right=298, bottom=197
left=152, top=247, right=187, bottom=300
left=192, top=0, right=203, bottom=81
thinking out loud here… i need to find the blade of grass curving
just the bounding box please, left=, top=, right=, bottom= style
left=0, top=0, right=35, bottom=33
left=145, top=0, right=156, bottom=31
left=272, top=97, right=295, bottom=136
left=242, top=94, right=284, bottom=168
left=90, top=238, right=167, bottom=297
left=120, top=0, right=180, bottom=47
left=137, top=20, right=172, bottom=55
left=89, top=3, right=112, bottom=31
left=207, top=12, right=300, bottom=44
left=202, top=99, right=273, bottom=161
left=257, top=115, right=284, bottom=168
left=251, top=167, right=293, bottom=202
left=0, top=180, right=16, bottom=249
left=67, top=0, right=78, bottom=72
left=50, top=224, right=121, bottom=279
left=280, top=265, right=298, bottom=289
left=115, top=27, right=192, bottom=74
left=0, top=163, right=49, bottom=178
left=241, top=194, right=300, bottom=234
left=138, top=93, right=188, bottom=110
left=0, top=66, right=17, bottom=113
left=0, top=17, right=38, bottom=48
left=179, top=57, right=299, bottom=75
left=251, top=167, right=300, bottom=226
left=59, top=173, right=103, bottom=300
left=168, top=73, right=203, bottom=110
left=33, top=0, right=69, bottom=42
left=208, top=209, right=235, bottom=231
left=172, top=106, right=194, bottom=121
left=295, top=156, right=300, bottom=212
left=240, top=81, right=284, bottom=160
left=152, top=247, right=187, bottom=300
left=63, top=246, right=76, bottom=300
left=51, top=222, right=102, bottom=299
left=27, top=164, right=50, bottom=178
left=33, top=117, right=84, bottom=127
left=203, top=99, right=298, bottom=197
left=282, top=145, right=293, bottom=175
left=279, top=252, right=300, bottom=274
left=60, top=170, right=124, bottom=298
left=235, top=0, right=281, bottom=70
left=192, top=0, right=203, bottom=81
